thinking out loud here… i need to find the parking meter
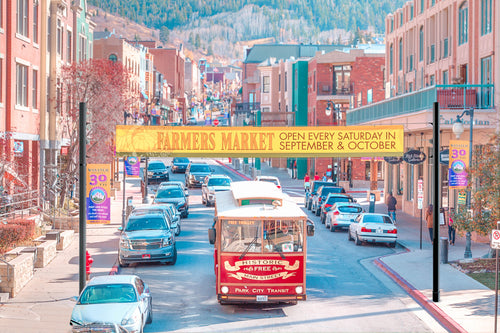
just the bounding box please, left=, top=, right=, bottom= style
left=369, top=193, right=376, bottom=213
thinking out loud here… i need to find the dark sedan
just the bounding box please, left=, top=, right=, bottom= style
left=171, top=157, right=190, bottom=173
left=147, top=160, right=169, bottom=184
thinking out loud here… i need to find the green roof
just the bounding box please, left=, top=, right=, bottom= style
left=244, top=44, right=345, bottom=63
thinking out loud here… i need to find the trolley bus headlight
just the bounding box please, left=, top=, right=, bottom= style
left=221, top=286, right=229, bottom=294
left=295, top=286, right=303, bottom=294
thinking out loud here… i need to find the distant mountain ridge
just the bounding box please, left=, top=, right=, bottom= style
left=89, top=0, right=405, bottom=59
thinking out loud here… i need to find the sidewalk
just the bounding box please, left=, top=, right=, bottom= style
left=218, top=158, right=496, bottom=333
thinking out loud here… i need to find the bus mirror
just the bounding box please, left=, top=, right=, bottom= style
left=306, top=220, right=315, bottom=236
left=208, top=227, right=216, bottom=244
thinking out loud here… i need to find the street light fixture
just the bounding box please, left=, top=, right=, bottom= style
left=451, top=107, right=474, bottom=259
left=326, top=101, right=340, bottom=184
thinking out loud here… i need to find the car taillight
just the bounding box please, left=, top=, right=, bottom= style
left=325, top=204, right=332, bottom=209
left=333, top=211, right=340, bottom=215
left=387, top=229, right=398, bottom=234
left=361, top=227, right=372, bottom=232
left=318, top=197, right=323, bottom=203
left=277, top=185, right=281, bottom=189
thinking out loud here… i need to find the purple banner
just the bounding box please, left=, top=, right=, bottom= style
left=87, top=187, right=111, bottom=223
left=125, top=156, right=140, bottom=178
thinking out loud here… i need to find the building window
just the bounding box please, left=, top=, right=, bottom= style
left=459, top=2, right=468, bottom=45
left=431, top=0, right=436, bottom=6
left=442, top=70, right=448, bottom=85
left=430, top=44, right=435, bottom=63
left=390, top=18, right=394, bottom=32
left=333, top=65, right=351, bottom=94
left=17, top=0, right=29, bottom=37
left=67, top=33, right=72, bottom=62
left=109, top=54, right=118, bottom=63
left=429, top=74, right=435, bottom=86
left=33, top=1, right=38, bottom=43
left=0, top=0, right=3, bottom=29
left=481, top=0, right=492, bottom=35
left=57, top=20, right=62, bottom=56
left=420, top=0, right=424, bottom=13
left=399, top=39, right=403, bottom=71
left=407, top=164, right=414, bottom=201
left=32, top=69, right=37, bottom=108
left=16, top=63, right=28, bottom=107
left=389, top=44, right=393, bottom=74
left=410, top=4, right=414, bottom=20
left=284, top=72, right=287, bottom=91
left=419, top=27, right=424, bottom=62
left=262, top=76, right=270, bottom=93
left=481, top=56, right=492, bottom=107
left=400, top=12, right=403, bottom=26
left=79, top=35, right=87, bottom=61
left=443, top=38, right=449, bottom=58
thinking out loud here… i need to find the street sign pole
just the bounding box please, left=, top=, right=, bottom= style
left=418, top=179, right=423, bottom=250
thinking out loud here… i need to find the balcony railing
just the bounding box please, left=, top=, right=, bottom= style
left=316, top=81, right=353, bottom=96
left=347, top=84, right=494, bottom=125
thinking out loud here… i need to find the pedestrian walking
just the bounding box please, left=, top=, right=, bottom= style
left=386, top=192, right=397, bottom=222
left=314, top=172, right=320, bottom=181
left=304, top=173, right=310, bottom=192
left=425, top=204, right=434, bottom=243
left=448, top=207, right=456, bottom=245
left=322, top=173, right=327, bottom=181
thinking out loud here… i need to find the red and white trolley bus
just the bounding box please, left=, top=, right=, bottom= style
left=208, top=181, right=315, bottom=304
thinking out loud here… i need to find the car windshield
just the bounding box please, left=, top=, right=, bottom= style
left=338, top=205, right=363, bottom=213
left=312, top=182, right=330, bottom=193
left=363, top=215, right=393, bottom=224
left=79, top=284, right=137, bottom=304
left=190, top=165, right=211, bottom=172
left=259, top=178, right=278, bottom=185
left=156, top=188, right=184, bottom=198
left=148, top=162, right=165, bottom=170
left=174, top=158, right=189, bottom=164
left=321, top=187, right=343, bottom=195
left=125, top=216, right=168, bottom=231
left=208, top=178, right=231, bottom=186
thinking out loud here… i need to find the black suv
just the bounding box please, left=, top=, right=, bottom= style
left=185, top=162, right=213, bottom=188
left=171, top=157, right=190, bottom=173
left=153, top=185, right=189, bottom=218
left=306, top=181, right=345, bottom=210
left=146, top=160, right=169, bottom=184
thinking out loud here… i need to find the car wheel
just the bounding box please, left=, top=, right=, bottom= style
left=316, top=209, right=321, bottom=217
left=202, top=195, right=206, bottom=205
left=347, top=230, right=353, bottom=241
left=355, top=234, right=361, bottom=246
left=146, top=300, right=153, bottom=324
left=170, top=246, right=177, bottom=265
left=330, top=225, right=336, bottom=232
left=175, top=224, right=181, bottom=236
left=118, top=256, right=129, bottom=268
left=389, top=242, right=396, bottom=248
left=307, top=201, right=312, bottom=210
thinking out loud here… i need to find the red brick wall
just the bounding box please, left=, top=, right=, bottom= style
left=351, top=56, right=385, bottom=107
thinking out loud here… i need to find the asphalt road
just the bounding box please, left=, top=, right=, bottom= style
left=122, top=158, right=444, bottom=332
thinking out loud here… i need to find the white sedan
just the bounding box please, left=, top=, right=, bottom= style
left=348, top=213, right=397, bottom=248
left=70, top=275, right=152, bottom=333
left=325, top=202, right=364, bottom=231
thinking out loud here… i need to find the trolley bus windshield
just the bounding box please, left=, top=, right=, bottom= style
left=221, top=219, right=304, bottom=253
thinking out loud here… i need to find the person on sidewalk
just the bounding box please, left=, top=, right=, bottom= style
left=386, top=192, right=397, bottom=222
left=322, top=173, right=327, bottom=181
left=448, top=207, right=456, bottom=245
left=425, top=204, right=434, bottom=243
left=314, top=172, right=320, bottom=181
left=304, top=173, right=310, bottom=192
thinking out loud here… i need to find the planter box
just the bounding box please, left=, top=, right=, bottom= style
left=57, top=230, right=74, bottom=251
left=0, top=252, right=34, bottom=298
left=33, top=239, right=57, bottom=268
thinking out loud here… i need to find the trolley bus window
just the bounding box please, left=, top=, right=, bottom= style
left=264, top=220, right=303, bottom=253
left=221, top=220, right=261, bottom=253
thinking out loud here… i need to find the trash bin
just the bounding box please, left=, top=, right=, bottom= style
left=368, top=193, right=376, bottom=213
left=440, top=237, right=448, bottom=263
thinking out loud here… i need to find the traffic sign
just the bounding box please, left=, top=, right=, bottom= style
left=213, top=118, right=219, bottom=126
left=491, top=229, right=500, bottom=249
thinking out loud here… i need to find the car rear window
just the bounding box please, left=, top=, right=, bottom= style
left=321, top=187, right=343, bottom=195
left=338, top=206, right=363, bottom=213
left=191, top=164, right=211, bottom=172
left=326, top=196, right=351, bottom=204
left=79, top=284, right=137, bottom=304
left=208, top=178, right=231, bottom=186
left=363, top=215, right=393, bottom=224
left=259, top=178, right=278, bottom=185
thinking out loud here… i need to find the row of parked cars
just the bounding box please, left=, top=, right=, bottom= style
left=305, top=181, right=397, bottom=248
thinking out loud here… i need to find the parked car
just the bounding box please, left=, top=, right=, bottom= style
left=325, top=202, right=364, bottom=231
left=131, top=203, right=181, bottom=236
left=254, top=175, right=281, bottom=190
left=305, top=181, right=344, bottom=210
left=118, top=211, right=177, bottom=266
left=188, top=116, right=197, bottom=125
left=311, top=186, right=348, bottom=216
left=201, top=174, right=232, bottom=206
left=153, top=185, right=189, bottom=218
left=71, top=323, right=128, bottom=333
left=319, top=193, right=356, bottom=222
left=70, top=275, right=152, bottom=332
left=185, top=162, right=213, bottom=188
left=348, top=213, right=398, bottom=248
left=146, top=160, right=169, bottom=184
left=159, top=181, right=189, bottom=196
left=171, top=157, right=190, bottom=173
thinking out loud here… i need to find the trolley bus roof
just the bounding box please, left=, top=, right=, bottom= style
left=215, top=181, right=307, bottom=219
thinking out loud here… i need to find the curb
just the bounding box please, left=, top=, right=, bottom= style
left=374, top=257, right=467, bottom=333
left=109, top=259, right=120, bottom=275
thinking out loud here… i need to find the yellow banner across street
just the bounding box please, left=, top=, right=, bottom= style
left=115, top=125, right=404, bottom=157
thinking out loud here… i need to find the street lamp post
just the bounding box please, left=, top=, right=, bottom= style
left=326, top=101, right=339, bottom=184
left=452, top=108, right=474, bottom=259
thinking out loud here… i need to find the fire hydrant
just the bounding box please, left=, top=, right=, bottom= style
left=86, top=251, right=93, bottom=281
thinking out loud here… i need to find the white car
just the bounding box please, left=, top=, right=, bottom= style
left=70, top=275, right=152, bottom=333
left=254, top=175, right=281, bottom=190
left=325, top=202, right=364, bottom=231
left=348, top=213, right=397, bottom=248
left=201, top=174, right=232, bottom=206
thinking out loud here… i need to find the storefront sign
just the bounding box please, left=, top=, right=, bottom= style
left=86, top=164, right=111, bottom=224
left=403, top=149, right=426, bottom=164
left=439, top=149, right=449, bottom=165
left=384, top=156, right=403, bottom=165
left=115, top=125, right=404, bottom=158
left=124, top=156, right=140, bottom=178
left=449, top=140, right=469, bottom=189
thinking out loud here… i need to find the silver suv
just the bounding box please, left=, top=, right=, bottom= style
left=201, top=175, right=232, bottom=206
